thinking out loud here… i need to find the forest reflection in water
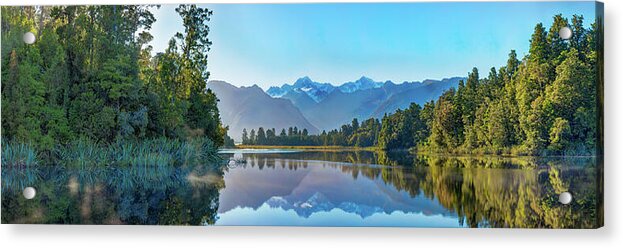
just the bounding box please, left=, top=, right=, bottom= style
left=1, top=149, right=601, bottom=228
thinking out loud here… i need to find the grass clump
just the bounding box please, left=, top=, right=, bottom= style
left=54, top=138, right=109, bottom=168
left=1, top=141, right=40, bottom=168
left=110, top=137, right=220, bottom=167
left=52, top=137, right=221, bottom=168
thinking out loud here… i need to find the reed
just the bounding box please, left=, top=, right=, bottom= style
left=51, top=137, right=222, bottom=168
left=54, top=138, right=109, bottom=168
left=3, top=137, right=223, bottom=168
left=1, top=141, right=40, bottom=168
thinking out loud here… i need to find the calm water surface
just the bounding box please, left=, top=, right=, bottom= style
left=1, top=149, right=601, bottom=228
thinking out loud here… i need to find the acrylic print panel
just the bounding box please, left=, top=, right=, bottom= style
left=0, top=1, right=603, bottom=228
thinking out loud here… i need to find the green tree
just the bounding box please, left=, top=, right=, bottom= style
left=241, top=128, right=249, bottom=144
left=1, top=48, right=45, bottom=146
left=256, top=127, right=266, bottom=145
left=529, top=23, right=549, bottom=62
left=570, top=15, right=587, bottom=59
left=547, top=15, right=570, bottom=63
left=279, top=128, right=287, bottom=138
left=249, top=129, right=256, bottom=145
left=429, top=89, right=463, bottom=151
left=548, top=118, right=571, bottom=152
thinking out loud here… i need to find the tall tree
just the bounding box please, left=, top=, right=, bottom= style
left=241, top=128, right=249, bottom=144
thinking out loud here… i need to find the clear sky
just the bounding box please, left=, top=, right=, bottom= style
left=148, top=2, right=596, bottom=89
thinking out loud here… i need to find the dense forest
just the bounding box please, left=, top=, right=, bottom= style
left=1, top=5, right=228, bottom=164
left=246, top=14, right=602, bottom=156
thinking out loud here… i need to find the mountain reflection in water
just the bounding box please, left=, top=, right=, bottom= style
left=1, top=149, right=600, bottom=228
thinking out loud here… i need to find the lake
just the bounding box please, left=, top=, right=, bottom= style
left=1, top=149, right=601, bottom=228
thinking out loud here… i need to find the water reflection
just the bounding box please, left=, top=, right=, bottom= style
left=1, top=150, right=601, bottom=228
left=1, top=165, right=223, bottom=225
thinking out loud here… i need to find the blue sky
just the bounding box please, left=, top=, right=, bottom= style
left=149, top=2, right=596, bottom=89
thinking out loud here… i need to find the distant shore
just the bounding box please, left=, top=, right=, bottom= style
left=234, top=145, right=380, bottom=151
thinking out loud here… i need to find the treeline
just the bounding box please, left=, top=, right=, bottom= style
left=241, top=118, right=381, bottom=147
left=247, top=14, right=601, bottom=156
left=1, top=5, right=226, bottom=151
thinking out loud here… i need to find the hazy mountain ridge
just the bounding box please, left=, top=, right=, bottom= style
left=370, top=77, right=464, bottom=119
left=207, top=80, right=319, bottom=142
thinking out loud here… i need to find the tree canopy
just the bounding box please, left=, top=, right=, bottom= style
left=1, top=5, right=226, bottom=150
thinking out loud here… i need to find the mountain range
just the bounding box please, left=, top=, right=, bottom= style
left=271, top=76, right=464, bottom=132
left=266, top=76, right=386, bottom=102
left=209, top=76, right=464, bottom=141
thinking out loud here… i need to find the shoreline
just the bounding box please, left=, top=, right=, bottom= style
left=233, top=145, right=380, bottom=151
left=230, top=145, right=597, bottom=158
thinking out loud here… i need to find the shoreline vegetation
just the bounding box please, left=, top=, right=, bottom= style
left=233, top=144, right=380, bottom=151
left=233, top=144, right=597, bottom=159
left=2, top=138, right=222, bottom=169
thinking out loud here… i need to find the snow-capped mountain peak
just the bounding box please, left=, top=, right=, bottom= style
left=267, top=76, right=335, bottom=103
left=266, top=76, right=387, bottom=102
left=337, top=76, right=384, bottom=93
